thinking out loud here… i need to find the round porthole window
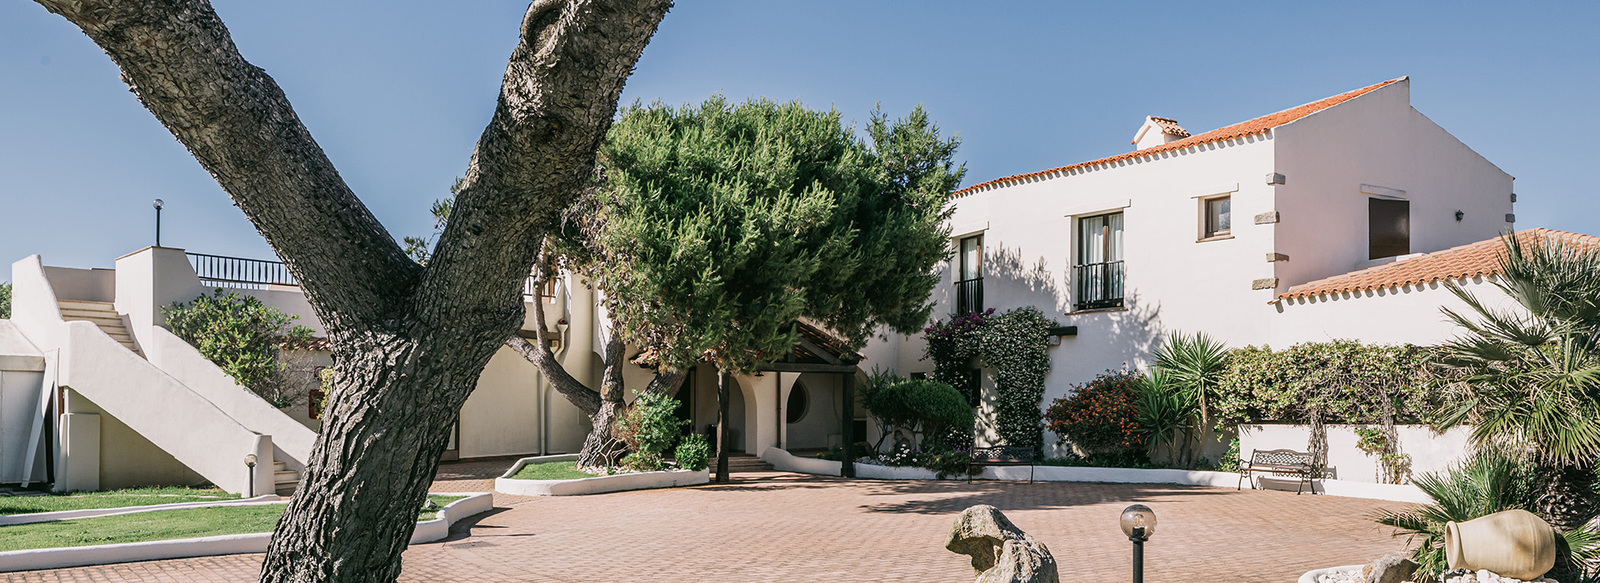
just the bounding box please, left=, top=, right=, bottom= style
left=786, top=382, right=809, bottom=424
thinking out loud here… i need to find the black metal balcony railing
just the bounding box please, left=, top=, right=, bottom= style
left=187, top=252, right=297, bottom=288
left=955, top=277, right=984, bottom=316
left=1073, top=260, right=1125, bottom=310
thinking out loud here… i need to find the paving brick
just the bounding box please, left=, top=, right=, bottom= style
left=3, top=462, right=1411, bottom=582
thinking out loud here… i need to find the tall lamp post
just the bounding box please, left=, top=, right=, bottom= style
left=1120, top=504, right=1157, bottom=583
left=153, top=199, right=165, bottom=247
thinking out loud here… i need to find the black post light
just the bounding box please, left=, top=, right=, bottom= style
left=244, top=453, right=257, bottom=498
left=1120, top=504, right=1156, bottom=583
left=153, top=199, right=165, bottom=247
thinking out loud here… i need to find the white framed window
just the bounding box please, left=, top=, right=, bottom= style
left=1201, top=196, right=1231, bottom=240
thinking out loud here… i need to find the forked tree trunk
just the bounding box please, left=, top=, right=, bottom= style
left=576, top=334, right=630, bottom=469
left=29, top=1, right=672, bottom=581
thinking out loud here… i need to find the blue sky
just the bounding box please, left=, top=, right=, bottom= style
left=2, top=1, right=1596, bottom=272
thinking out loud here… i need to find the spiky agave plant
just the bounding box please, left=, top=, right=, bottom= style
left=1436, top=233, right=1600, bottom=532
left=1152, top=331, right=1229, bottom=468
left=1135, top=369, right=1196, bottom=466
left=1375, top=447, right=1600, bottom=582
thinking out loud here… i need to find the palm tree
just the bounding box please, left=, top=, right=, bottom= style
left=1436, top=232, right=1600, bottom=532
left=1152, top=331, right=1229, bottom=468
left=1135, top=369, right=1197, bottom=466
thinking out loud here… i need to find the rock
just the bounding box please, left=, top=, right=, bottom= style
left=1365, top=553, right=1418, bottom=583
left=945, top=505, right=1059, bottom=583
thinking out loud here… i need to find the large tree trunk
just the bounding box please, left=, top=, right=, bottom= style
left=577, top=335, right=630, bottom=469
left=30, top=1, right=672, bottom=581
left=262, top=340, right=483, bottom=582
left=1536, top=461, right=1598, bottom=533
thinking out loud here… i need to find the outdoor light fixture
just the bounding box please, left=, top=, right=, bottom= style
left=244, top=453, right=258, bottom=498
left=152, top=199, right=165, bottom=247
left=1455, top=210, right=1465, bottom=222
left=1120, top=504, right=1156, bottom=583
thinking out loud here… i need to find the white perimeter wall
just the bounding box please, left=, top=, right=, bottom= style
left=1240, top=423, right=1472, bottom=484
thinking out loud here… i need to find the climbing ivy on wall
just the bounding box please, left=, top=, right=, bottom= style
left=924, top=306, right=1054, bottom=453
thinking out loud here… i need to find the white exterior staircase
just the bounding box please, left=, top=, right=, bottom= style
left=273, top=460, right=300, bottom=495
left=57, top=300, right=138, bottom=354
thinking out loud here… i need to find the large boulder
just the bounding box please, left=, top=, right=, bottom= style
left=945, top=505, right=1059, bottom=583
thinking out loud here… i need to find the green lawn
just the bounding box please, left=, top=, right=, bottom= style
left=0, top=494, right=468, bottom=552
left=509, top=461, right=594, bottom=481
left=0, top=487, right=237, bottom=516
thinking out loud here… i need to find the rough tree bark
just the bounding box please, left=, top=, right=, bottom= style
left=28, top=0, right=672, bottom=581
left=502, top=262, right=686, bottom=469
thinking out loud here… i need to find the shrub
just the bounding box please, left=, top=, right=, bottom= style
left=163, top=289, right=313, bottom=407
left=620, top=450, right=663, bottom=472
left=1045, top=369, right=1145, bottom=459
left=860, top=379, right=973, bottom=451
left=1375, top=447, right=1600, bottom=582
left=0, top=282, right=11, bottom=319
left=617, top=391, right=685, bottom=459
left=1134, top=369, right=1195, bottom=465
left=674, top=434, right=710, bottom=471
left=1212, top=341, right=1443, bottom=428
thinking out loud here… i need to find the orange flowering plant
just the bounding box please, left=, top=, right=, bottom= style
left=1045, top=369, right=1146, bottom=458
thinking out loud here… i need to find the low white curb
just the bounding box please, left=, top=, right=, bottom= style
left=0, top=495, right=283, bottom=526
left=0, top=492, right=492, bottom=573
left=494, top=455, right=709, bottom=496
left=760, top=448, right=1432, bottom=503
left=1299, top=564, right=1363, bottom=583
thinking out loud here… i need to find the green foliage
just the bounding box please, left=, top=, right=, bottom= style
left=1354, top=427, right=1413, bottom=484
left=163, top=289, right=314, bottom=408
left=673, top=434, right=711, bottom=471
left=1435, top=234, right=1600, bottom=468
left=923, top=306, right=1054, bottom=452
left=860, top=379, right=972, bottom=450
left=1045, top=369, right=1145, bottom=459
left=1375, top=447, right=1600, bottom=582
left=620, top=450, right=664, bottom=473
left=1217, top=438, right=1241, bottom=473
left=1212, top=341, right=1443, bottom=428
left=617, top=392, right=686, bottom=460
left=0, top=281, right=11, bottom=319
left=1135, top=369, right=1195, bottom=465
left=593, top=96, right=962, bottom=374
left=1152, top=331, right=1229, bottom=467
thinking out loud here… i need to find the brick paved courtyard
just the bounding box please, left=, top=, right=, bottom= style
left=5, top=460, right=1414, bottom=583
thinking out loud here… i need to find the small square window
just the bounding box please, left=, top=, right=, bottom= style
left=1203, top=196, right=1231, bottom=239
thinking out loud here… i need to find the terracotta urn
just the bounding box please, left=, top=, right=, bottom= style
left=1444, top=509, right=1556, bottom=581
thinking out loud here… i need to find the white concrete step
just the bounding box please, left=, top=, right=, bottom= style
left=57, top=300, right=116, bottom=311
left=274, top=470, right=298, bottom=484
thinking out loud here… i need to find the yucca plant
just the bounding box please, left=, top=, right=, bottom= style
left=1436, top=233, right=1600, bottom=532
left=1376, top=447, right=1600, bottom=582
left=1152, top=331, right=1229, bottom=468
left=1136, top=369, right=1196, bottom=466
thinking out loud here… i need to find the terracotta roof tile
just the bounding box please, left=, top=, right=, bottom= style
left=952, top=77, right=1407, bottom=198
left=1147, top=116, right=1190, bottom=139
left=1277, top=229, right=1600, bottom=301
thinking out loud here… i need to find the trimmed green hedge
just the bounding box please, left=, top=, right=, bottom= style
left=1212, top=341, right=1444, bottom=428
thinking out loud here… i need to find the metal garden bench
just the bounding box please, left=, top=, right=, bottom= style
left=1238, top=448, right=1318, bottom=494
left=968, top=445, right=1036, bottom=483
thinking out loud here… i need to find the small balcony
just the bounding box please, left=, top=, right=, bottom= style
left=1073, top=260, right=1124, bottom=311
left=954, top=277, right=984, bottom=316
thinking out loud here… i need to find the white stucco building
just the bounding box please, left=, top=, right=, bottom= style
left=857, top=76, right=1543, bottom=463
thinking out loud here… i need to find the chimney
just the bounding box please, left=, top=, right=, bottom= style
left=1131, top=116, right=1189, bottom=151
